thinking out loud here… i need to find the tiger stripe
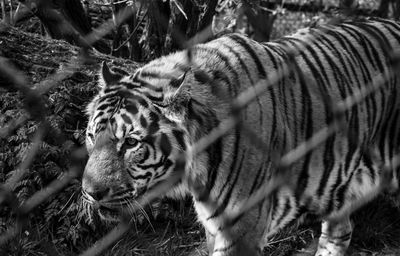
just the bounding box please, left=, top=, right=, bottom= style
left=82, top=18, right=400, bottom=256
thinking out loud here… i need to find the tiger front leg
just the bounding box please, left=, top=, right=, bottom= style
left=211, top=231, right=262, bottom=256
left=315, top=216, right=353, bottom=256
left=207, top=212, right=264, bottom=256
left=206, top=230, right=215, bottom=255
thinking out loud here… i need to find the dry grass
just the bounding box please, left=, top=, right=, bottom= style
left=87, top=199, right=206, bottom=256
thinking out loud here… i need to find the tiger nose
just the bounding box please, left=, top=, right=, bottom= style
left=86, top=186, right=111, bottom=201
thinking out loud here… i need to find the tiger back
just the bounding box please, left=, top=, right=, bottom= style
left=82, top=18, right=400, bottom=256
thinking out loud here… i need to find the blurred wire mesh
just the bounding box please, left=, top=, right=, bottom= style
left=0, top=0, right=399, bottom=255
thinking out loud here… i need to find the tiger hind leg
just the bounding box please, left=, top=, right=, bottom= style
left=315, top=216, right=353, bottom=256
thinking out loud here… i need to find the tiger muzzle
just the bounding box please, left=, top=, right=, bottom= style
left=82, top=142, right=124, bottom=202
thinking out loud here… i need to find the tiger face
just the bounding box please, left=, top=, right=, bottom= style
left=82, top=62, right=188, bottom=220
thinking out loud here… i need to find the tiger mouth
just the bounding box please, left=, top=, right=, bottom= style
left=82, top=188, right=149, bottom=222
left=95, top=198, right=144, bottom=222
left=96, top=205, right=121, bottom=222
left=95, top=202, right=136, bottom=222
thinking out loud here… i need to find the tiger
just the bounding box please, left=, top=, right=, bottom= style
left=82, top=18, right=400, bottom=256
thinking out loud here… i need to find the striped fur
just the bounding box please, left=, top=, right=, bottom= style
left=82, top=18, right=400, bottom=255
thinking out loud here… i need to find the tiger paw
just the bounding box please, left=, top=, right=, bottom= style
left=315, top=244, right=347, bottom=256
left=315, top=236, right=348, bottom=256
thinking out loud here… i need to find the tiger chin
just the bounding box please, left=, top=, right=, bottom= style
left=82, top=18, right=400, bottom=256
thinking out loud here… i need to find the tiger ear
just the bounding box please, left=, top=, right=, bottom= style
left=98, top=61, right=125, bottom=89
left=167, top=71, right=191, bottom=114
left=171, top=71, right=188, bottom=98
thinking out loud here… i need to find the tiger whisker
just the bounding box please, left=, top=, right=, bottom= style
left=124, top=198, right=140, bottom=232
left=122, top=198, right=135, bottom=219
left=133, top=199, right=155, bottom=232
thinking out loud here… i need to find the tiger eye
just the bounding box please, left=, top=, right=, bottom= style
left=125, top=137, right=139, bottom=147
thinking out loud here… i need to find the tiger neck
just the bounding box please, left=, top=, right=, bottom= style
left=178, top=96, right=223, bottom=200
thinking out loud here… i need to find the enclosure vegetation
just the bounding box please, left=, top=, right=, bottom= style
left=1, top=0, right=400, bottom=256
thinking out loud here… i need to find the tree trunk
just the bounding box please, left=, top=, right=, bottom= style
left=393, top=0, right=400, bottom=20
left=15, top=0, right=110, bottom=54
left=165, top=0, right=218, bottom=51
left=242, top=0, right=277, bottom=42
left=128, top=8, right=143, bottom=61
left=378, top=0, right=390, bottom=18
left=142, top=0, right=171, bottom=60
left=1, top=0, right=6, bottom=23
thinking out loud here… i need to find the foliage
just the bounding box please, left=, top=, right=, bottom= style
left=0, top=69, right=99, bottom=256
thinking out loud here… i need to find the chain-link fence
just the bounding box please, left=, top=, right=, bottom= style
left=1, top=0, right=400, bottom=255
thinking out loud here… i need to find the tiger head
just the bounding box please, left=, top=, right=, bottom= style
left=82, top=62, right=191, bottom=221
